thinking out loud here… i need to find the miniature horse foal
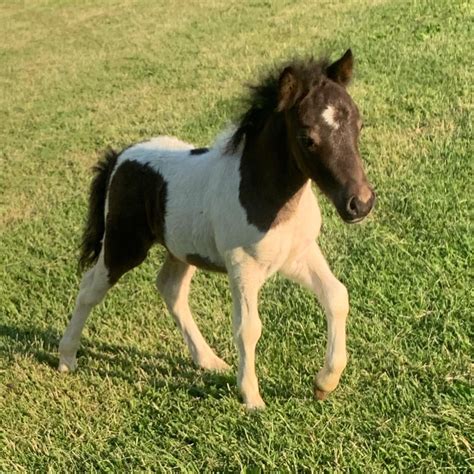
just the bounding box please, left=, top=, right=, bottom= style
left=59, top=50, right=375, bottom=409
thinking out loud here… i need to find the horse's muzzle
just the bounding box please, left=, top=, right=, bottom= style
left=343, top=189, right=376, bottom=223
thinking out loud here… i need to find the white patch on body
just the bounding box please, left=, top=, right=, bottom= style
left=146, top=135, right=194, bottom=150
left=114, top=128, right=263, bottom=269
left=322, top=105, right=340, bottom=130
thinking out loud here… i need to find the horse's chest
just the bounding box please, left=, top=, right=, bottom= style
left=164, top=169, right=321, bottom=274
left=246, top=187, right=321, bottom=271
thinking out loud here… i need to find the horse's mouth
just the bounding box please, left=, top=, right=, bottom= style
left=343, top=206, right=375, bottom=224
left=344, top=216, right=366, bottom=224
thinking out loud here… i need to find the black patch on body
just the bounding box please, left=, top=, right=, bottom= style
left=104, top=160, right=168, bottom=284
left=238, top=115, right=307, bottom=233
left=190, top=147, right=209, bottom=155
left=186, top=253, right=226, bottom=273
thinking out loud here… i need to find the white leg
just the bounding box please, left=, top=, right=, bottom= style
left=227, top=253, right=266, bottom=409
left=156, top=255, right=229, bottom=372
left=280, top=243, right=349, bottom=399
left=59, top=252, right=111, bottom=372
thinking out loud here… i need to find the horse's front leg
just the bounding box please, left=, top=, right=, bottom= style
left=281, top=243, right=349, bottom=400
left=226, top=252, right=266, bottom=409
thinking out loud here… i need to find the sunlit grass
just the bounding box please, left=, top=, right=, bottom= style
left=1, top=0, right=472, bottom=470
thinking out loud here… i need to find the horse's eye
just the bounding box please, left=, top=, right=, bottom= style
left=300, top=135, right=314, bottom=148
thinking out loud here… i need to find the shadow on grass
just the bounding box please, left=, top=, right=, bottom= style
left=0, top=323, right=236, bottom=401
left=1, top=323, right=316, bottom=404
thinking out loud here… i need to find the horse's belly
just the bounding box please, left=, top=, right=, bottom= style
left=164, top=213, right=225, bottom=270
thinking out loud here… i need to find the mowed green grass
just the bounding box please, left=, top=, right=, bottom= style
left=1, top=0, right=472, bottom=470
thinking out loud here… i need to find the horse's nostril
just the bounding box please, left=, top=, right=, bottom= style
left=346, top=196, right=359, bottom=216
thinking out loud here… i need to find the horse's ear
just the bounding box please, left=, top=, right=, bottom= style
left=326, top=49, right=354, bottom=86
left=277, top=66, right=301, bottom=111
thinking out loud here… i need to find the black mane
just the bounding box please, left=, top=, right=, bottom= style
left=229, top=57, right=330, bottom=151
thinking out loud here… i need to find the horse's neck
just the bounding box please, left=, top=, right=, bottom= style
left=237, top=114, right=309, bottom=230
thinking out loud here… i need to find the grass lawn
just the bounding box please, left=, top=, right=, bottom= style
left=1, top=0, right=472, bottom=471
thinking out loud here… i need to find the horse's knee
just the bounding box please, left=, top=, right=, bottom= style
left=326, top=281, right=349, bottom=320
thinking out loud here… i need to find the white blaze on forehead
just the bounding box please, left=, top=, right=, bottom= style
left=322, top=105, right=339, bottom=130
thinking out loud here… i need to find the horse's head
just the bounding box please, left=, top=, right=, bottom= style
left=279, top=50, right=375, bottom=223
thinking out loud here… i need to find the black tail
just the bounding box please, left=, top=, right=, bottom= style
left=78, top=148, right=119, bottom=270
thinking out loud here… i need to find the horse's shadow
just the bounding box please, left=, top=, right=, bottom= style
left=0, top=323, right=236, bottom=401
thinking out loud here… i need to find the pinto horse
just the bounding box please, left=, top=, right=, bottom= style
left=59, top=50, right=375, bottom=409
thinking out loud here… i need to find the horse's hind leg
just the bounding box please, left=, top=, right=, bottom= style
left=58, top=251, right=111, bottom=372
left=156, top=254, right=229, bottom=371
left=59, top=222, right=152, bottom=372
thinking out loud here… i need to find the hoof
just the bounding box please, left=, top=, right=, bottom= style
left=314, top=387, right=330, bottom=401
left=58, top=356, right=77, bottom=373
left=245, top=398, right=266, bottom=411
left=314, top=369, right=339, bottom=401
left=198, top=355, right=231, bottom=373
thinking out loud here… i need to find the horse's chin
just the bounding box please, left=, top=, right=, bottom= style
left=343, top=216, right=366, bottom=224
